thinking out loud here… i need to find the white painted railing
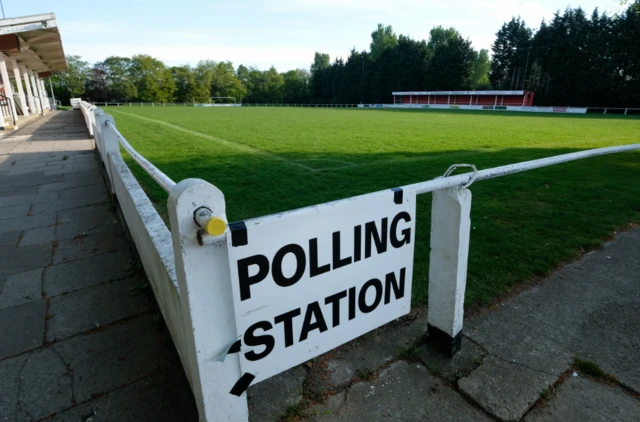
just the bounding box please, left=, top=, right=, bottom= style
left=79, top=101, right=640, bottom=421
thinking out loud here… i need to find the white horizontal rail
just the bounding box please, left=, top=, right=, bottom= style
left=408, top=143, right=640, bottom=195
left=105, top=120, right=176, bottom=193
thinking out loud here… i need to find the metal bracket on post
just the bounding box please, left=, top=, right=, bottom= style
left=426, top=178, right=473, bottom=357
left=442, top=164, right=478, bottom=189
left=194, top=206, right=228, bottom=246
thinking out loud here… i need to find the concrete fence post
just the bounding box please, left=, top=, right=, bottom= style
left=90, top=108, right=97, bottom=136
left=95, top=113, right=119, bottom=193
left=93, top=108, right=105, bottom=156
left=168, top=179, right=248, bottom=422
left=427, top=187, right=472, bottom=357
left=84, top=106, right=95, bottom=137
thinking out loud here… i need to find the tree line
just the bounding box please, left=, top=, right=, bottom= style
left=491, top=3, right=640, bottom=107
left=52, top=2, right=639, bottom=107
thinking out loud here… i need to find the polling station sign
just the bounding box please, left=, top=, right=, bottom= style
left=226, top=187, right=416, bottom=393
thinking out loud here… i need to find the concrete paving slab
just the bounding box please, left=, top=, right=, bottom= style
left=43, top=249, right=132, bottom=297
left=0, top=191, right=59, bottom=208
left=52, top=313, right=174, bottom=403
left=59, top=183, right=108, bottom=200
left=0, top=242, right=52, bottom=292
left=0, top=354, right=28, bottom=421
left=0, top=268, right=43, bottom=309
left=465, top=303, right=574, bottom=377
left=0, top=300, right=46, bottom=359
left=19, top=225, right=57, bottom=247
left=44, top=366, right=198, bottom=422
left=49, top=150, right=95, bottom=160
left=512, top=230, right=640, bottom=333
left=570, top=299, right=640, bottom=393
left=0, top=143, right=19, bottom=154
left=52, top=229, right=128, bottom=265
left=0, top=229, right=20, bottom=246
left=320, top=312, right=427, bottom=388
left=44, top=164, right=99, bottom=176
left=62, top=169, right=102, bottom=182
left=416, top=336, right=487, bottom=384
left=38, top=174, right=104, bottom=193
left=46, top=277, right=152, bottom=342
left=458, top=356, right=557, bottom=422
left=0, top=185, right=39, bottom=197
left=248, top=366, right=307, bottom=422
left=55, top=203, right=121, bottom=241
left=1, top=171, right=63, bottom=188
left=525, top=376, right=640, bottom=422
left=7, top=163, right=64, bottom=176
left=305, top=392, right=346, bottom=421
left=0, top=204, right=30, bottom=220
left=0, top=211, right=56, bottom=234
left=306, top=361, right=491, bottom=421
left=17, top=347, right=74, bottom=420
left=30, top=190, right=109, bottom=214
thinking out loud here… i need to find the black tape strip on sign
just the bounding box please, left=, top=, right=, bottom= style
left=392, top=187, right=403, bottom=205
left=227, top=340, right=242, bottom=354
left=230, top=373, right=256, bottom=396
left=229, top=221, right=248, bottom=247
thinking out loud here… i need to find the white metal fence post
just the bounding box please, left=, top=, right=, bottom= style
left=168, top=179, right=248, bottom=422
left=427, top=187, right=472, bottom=357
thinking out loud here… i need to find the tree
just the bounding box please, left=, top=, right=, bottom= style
left=171, top=65, right=202, bottom=103
left=424, top=34, right=475, bottom=90
left=426, top=26, right=460, bottom=52
left=370, top=24, right=398, bottom=61
left=309, top=53, right=331, bottom=103
left=210, top=61, right=247, bottom=102
left=129, top=55, right=175, bottom=102
left=249, top=67, right=285, bottom=103
left=310, top=53, right=330, bottom=75
left=472, top=49, right=492, bottom=89
left=50, top=55, right=89, bottom=104
left=282, top=69, right=310, bottom=103
left=103, top=57, right=137, bottom=101
left=620, top=0, right=640, bottom=12
left=490, top=17, right=533, bottom=90
left=86, top=62, right=108, bottom=102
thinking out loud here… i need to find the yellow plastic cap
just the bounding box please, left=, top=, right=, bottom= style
left=205, top=217, right=227, bottom=236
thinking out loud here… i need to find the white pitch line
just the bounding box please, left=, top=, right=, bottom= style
left=109, top=109, right=316, bottom=172
left=319, top=149, right=501, bottom=172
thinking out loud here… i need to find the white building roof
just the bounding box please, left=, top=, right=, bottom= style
left=0, top=13, right=67, bottom=74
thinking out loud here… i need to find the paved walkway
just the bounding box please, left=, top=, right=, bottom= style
left=0, top=111, right=196, bottom=421
left=1, top=111, right=638, bottom=421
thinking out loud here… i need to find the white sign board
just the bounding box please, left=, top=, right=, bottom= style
left=226, top=188, right=416, bottom=388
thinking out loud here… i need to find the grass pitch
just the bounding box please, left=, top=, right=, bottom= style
left=105, top=106, right=640, bottom=308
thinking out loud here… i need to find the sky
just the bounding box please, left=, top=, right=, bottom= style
left=9, top=0, right=618, bottom=71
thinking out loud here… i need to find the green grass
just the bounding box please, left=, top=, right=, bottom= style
left=574, top=359, right=607, bottom=378
left=104, top=107, right=640, bottom=308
